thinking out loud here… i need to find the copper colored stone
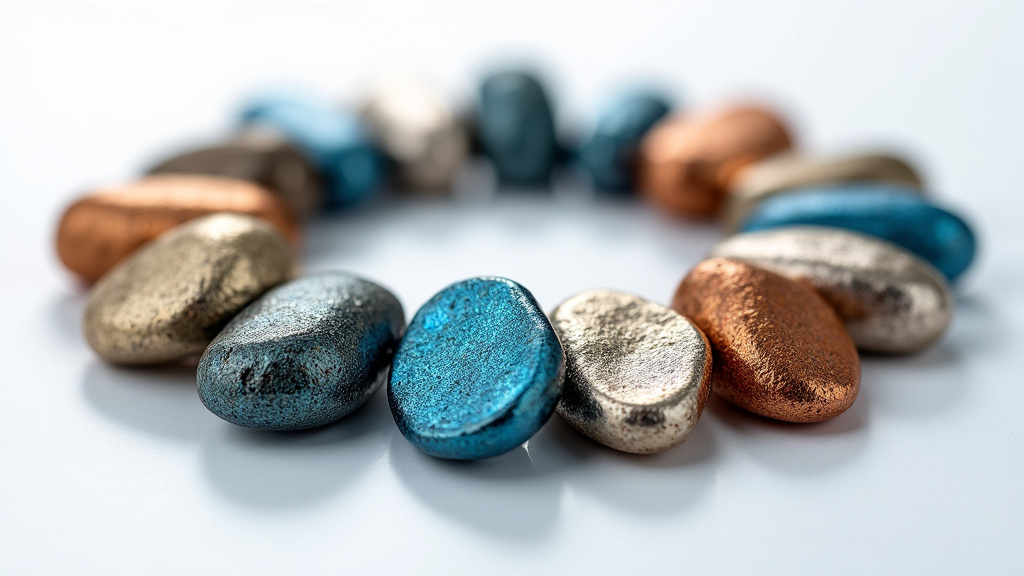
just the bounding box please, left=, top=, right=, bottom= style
left=671, top=258, right=860, bottom=423
left=638, top=105, right=793, bottom=218
left=56, top=175, right=299, bottom=283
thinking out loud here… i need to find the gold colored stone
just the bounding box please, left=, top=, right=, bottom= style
left=84, top=213, right=295, bottom=365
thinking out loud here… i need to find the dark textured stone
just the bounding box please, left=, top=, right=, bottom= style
left=477, top=71, right=559, bottom=186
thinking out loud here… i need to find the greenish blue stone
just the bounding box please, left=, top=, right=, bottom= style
left=578, top=90, right=672, bottom=192
left=197, top=272, right=405, bottom=431
left=388, top=277, right=565, bottom=460
left=478, top=71, right=559, bottom=187
left=738, top=184, right=977, bottom=281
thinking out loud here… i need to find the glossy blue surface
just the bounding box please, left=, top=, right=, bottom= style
left=478, top=71, right=559, bottom=186
left=197, top=272, right=405, bottom=431
left=239, top=89, right=383, bottom=208
left=578, top=91, right=672, bottom=192
left=388, top=277, right=565, bottom=460
left=739, top=184, right=977, bottom=281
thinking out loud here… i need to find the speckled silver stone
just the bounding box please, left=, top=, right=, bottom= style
left=710, top=226, right=954, bottom=353
left=550, top=290, right=712, bottom=454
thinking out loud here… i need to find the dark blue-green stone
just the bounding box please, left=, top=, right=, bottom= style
left=477, top=71, right=559, bottom=187
left=578, top=90, right=672, bottom=192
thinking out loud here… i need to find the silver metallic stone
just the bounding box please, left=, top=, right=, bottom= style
left=710, top=226, right=953, bottom=353
left=550, top=290, right=712, bottom=454
left=360, top=80, right=469, bottom=192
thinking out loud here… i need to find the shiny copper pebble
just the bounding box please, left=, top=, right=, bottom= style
left=671, top=258, right=860, bottom=423
left=639, top=105, right=793, bottom=218
left=56, top=175, right=299, bottom=282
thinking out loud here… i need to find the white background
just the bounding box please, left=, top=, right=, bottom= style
left=2, top=1, right=1023, bottom=574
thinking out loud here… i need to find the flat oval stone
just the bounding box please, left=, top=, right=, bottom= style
left=711, top=227, right=954, bottom=354
left=551, top=290, right=712, bottom=454
left=84, top=214, right=294, bottom=365
left=477, top=71, right=559, bottom=186
left=723, top=151, right=924, bottom=232
left=672, top=258, right=860, bottom=423
left=147, top=130, right=323, bottom=217
left=738, top=184, right=977, bottom=281
left=56, top=175, right=299, bottom=282
left=388, top=277, right=564, bottom=460
left=578, top=90, right=672, bottom=193
left=639, top=104, right=793, bottom=217
left=197, top=272, right=405, bottom=431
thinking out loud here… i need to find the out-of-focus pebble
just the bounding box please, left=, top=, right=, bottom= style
left=477, top=71, right=559, bottom=187
left=577, top=91, right=672, bottom=192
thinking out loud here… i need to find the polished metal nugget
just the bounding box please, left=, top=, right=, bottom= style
left=710, top=226, right=953, bottom=354
left=84, top=214, right=294, bottom=365
left=550, top=290, right=712, bottom=454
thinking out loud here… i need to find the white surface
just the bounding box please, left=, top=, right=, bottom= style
left=2, top=1, right=1023, bottom=574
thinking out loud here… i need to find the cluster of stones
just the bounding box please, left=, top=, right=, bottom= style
left=57, top=70, right=977, bottom=460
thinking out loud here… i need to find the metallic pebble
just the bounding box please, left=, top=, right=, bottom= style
left=198, top=272, right=405, bottom=431
left=361, top=80, right=469, bottom=192
left=56, top=175, right=299, bottom=283
left=147, top=129, right=323, bottom=217
left=477, top=71, right=559, bottom=187
left=550, top=290, right=712, bottom=454
left=388, top=277, right=564, bottom=460
left=722, top=151, right=924, bottom=232
left=84, top=214, right=294, bottom=365
left=638, top=104, right=793, bottom=218
left=738, top=184, right=977, bottom=281
left=711, top=227, right=953, bottom=354
left=672, top=258, right=860, bottom=423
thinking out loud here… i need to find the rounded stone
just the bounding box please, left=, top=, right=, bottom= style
left=672, top=258, right=860, bottom=423
left=723, top=151, right=924, bottom=232
left=197, top=272, right=405, bottom=431
left=477, top=71, right=559, bottom=186
left=388, top=277, right=565, bottom=460
left=84, top=214, right=295, bottom=365
left=56, top=175, right=299, bottom=283
left=711, top=226, right=954, bottom=354
left=550, top=290, right=712, bottom=454
left=738, top=184, right=977, bottom=281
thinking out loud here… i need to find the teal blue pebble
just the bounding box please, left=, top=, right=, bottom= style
left=739, top=183, right=977, bottom=281
left=578, top=90, right=671, bottom=192
left=388, top=277, right=565, bottom=460
left=197, top=272, right=405, bottom=431
left=477, top=71, right=560, bottom=187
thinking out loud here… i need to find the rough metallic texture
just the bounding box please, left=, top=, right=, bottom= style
left=550, top=290, right=712, bottom=454
left=84, top=214, right=294, bottom=365
left=477, top=71, right=559, bottom=186
left=672, top=258, right=860, bottom=423
left=723, top=151, right=924, bottom=232
left=197, top=272, right=405, bottom=431
left=638, top=104, right=793, bottom=218
left=361, top=80, right=469, bottom=192
left=388, top=277, right=564, bottom=460
left=711, top=227, right=954, bottom=354
left=577, top=91, right=672, bottom=192
left=147, top=129, right=323, bottom=217
left=56, top=175, right=299, bottom=283
left=739, top=184, right=977, bottom=281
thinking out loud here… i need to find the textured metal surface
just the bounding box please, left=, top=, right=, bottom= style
left=739, top=183, right=977, bottom=281
left=672, top=258, right=860, bottom=423
left=198, top=272, right=405, bottom=431
left=711, top=227, right=954, bottom=353
left=577, top=91, right=672, bottom=192
left=722, top=151, right=924, bottom=232
left=388, top=277, right=564, bottom=460
left=147, top=129, right=323, bottom=217
left=361, top=80, right=469, bottom=192
left=84, top=214, right=295, bottom=365
left=638, top=104, right=793, bottom=217
left=477, top=71, right=559, bottom=186
left=56, top=175, right=299, bottom=282
left=550, top=290, right=712, bottom=454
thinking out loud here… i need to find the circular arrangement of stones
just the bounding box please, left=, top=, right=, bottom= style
left=56, top=69, right=978, bottom=460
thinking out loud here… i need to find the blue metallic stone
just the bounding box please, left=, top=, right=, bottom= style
left=477, top=71, right=559, bottom=186
left=388, top=277, right=565, bottom=460
left=197, top=272, right=405, bottom=431
left=239, top=89, right=383, bottom=208
left=739, top=184, right=977, bottom=281
left=578, top=91, right=672, bottom=192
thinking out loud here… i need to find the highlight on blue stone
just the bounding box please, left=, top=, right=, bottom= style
left=477, top=70, right=559, bottom=187
left=197, top=272, right=405, bottom=431
left=738, top=183, right=977, bottom=281
left=388, top=276, right=565, bottom=460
